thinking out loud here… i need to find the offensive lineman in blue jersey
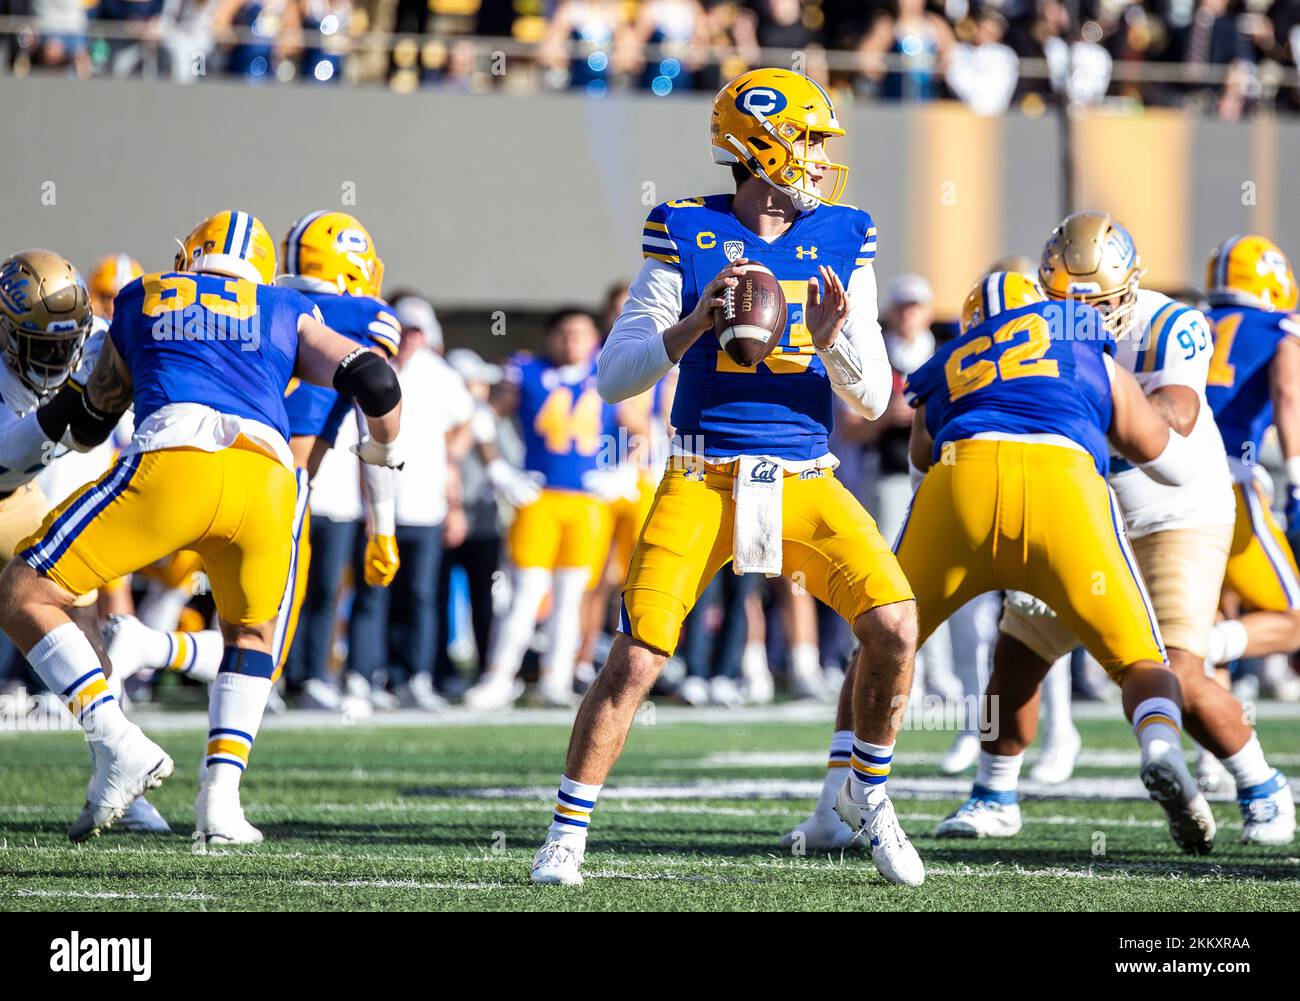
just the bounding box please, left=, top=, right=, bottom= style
left=0, top=210, right=404, bottom=843
left=463, top=308, right=626, bottom=709
left=1201, top=236, right=1300, bottom=673
left=898, top=271, right=1213, bottom=848
left=531, top=69, right=925, bottom=888
left=102, top=211, right=407, bottom=713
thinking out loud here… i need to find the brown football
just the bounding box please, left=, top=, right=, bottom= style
left=714, top=264, right=787, bottom=367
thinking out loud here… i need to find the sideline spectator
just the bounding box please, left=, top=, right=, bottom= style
left=346, top=295, right=475, bottom=710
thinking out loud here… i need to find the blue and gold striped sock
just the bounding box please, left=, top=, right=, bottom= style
left=848, top=739, right=893, bottom=806
left=1132, top=697, right=1182, bottom=758
left=26, top=623, right=129, bottom=743
left=548, top=775, right=601, bottom=841
left=205, top=648, right=274, bottom=773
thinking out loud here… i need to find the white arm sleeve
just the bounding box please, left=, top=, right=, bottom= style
left=814, top=263, right=894, bottom=420
left=596, top=258, right=680, bottom=403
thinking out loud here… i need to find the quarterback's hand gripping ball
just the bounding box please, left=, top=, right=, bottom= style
left=714, top=263, right=787, bottom=367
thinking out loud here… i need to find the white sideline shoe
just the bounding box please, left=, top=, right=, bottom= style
left=778, top=810, right=858, bottom=853
left=194, top=780, right=264, bottom=846
left=1141, top=752, right=1216, bottom=855
left=71, top=726, right=174, bottom=842
left=398, top=674, right=449, bottom=711
left=834, top=785, right=925, bottom=886
left=938, top=733, right=981, bottom=775
left=531, top=839, right=585, bottom=886
left=788, top=659, right=831, bottom=701
left=708, top=676, right=745, bottom=708
left=463, top=672, right=525, bottom=710
left=676, top=676, right=710, bottom=706
left=117, top=796, right=172, bottom=834
left=1030, top=727, right=1082, bottom=785
left=102, top=614, right=157, bottom=687
left=299, top=677, right=342, bottom=711
left=933, top=796, right=1023, bottom=838
left=1239, top=772, right=1296, bottom=845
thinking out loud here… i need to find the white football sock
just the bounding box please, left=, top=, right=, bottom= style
left=817, top=729, right=855, bottom=814
left=27, top=623, right=130, bottom=743
left=205, top=666, right=272, bottom=782
left=1132, top=697, right=1183, bottom=761
left=974, top=749, right=1024, bottom=793
left=484, top=566, right=551, bottom=679
left=848, top=738, right=892, bottom=806
left=539, top=567, right=588, bottom=693
left=1221, top=733, right=1274, bottom=790
left=166, top=630, right=223, bottom=683
left=548, top=774, right=601, bottom=844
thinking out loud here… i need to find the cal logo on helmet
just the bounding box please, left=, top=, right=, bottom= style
left=281, top=211, right=385, bottom=298
left=1205, top=235, right=1297, bottom=312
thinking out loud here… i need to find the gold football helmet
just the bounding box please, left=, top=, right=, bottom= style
left=175, top=210, right=276, bottom=285
left=1039, top=211, right=1144, bottom=337
left=711, top=68, right=848, bottom=211
left=88, top=252, right=144, bottom=319
left=0, top=250, right=93, bottom=395
left=280, top=211, right=384, bottom=297
left=961, top=270, right=1046, bottom=333
left=1205, top=235, right=1297, bottom=312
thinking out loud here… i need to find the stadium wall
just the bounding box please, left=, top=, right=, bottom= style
left=2, top=75, right=1297, bottom=318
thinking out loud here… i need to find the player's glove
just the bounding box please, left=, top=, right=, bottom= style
left=353, top=435, right=404, bottom=469
left=363, top=534, right=400, bottom=587
left=581, top=465, right=641, bottom=503
left=1005, top=590, right=1057, bottom=619
left=487, top=458, right=543, bottom=508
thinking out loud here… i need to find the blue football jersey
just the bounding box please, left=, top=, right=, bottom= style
left=643, top=194, right=877, bottom=461
left=905, top=301, right=1116, bottom=475
left=510, top=352, right=618, bottom=491
left=110, top=272, right=315, bottom=442
left=283, top=292, right=401, bottom=444
left=1205, top=305, right=1300, bottom=464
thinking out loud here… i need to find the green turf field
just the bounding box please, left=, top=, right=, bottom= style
left=2, top=706, right=1298, bottom=911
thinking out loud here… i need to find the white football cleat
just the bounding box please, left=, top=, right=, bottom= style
left=102, top=614, right=158, bottom=687
left=194, top=781, right=264, bottom=846
left=531, top=838, right=585, bottom=886
left=462, top=672, right=525, bottom=710
left=778, top=810, right=858, bottom=853
left=933, top=795, right=1023, bottom=838
left=1238, top=772, right=1296, bottom=845
left=938, top=733, right=981, bottom=775
left=70, top=725, right=175, bottom=842
left=834, top=785, right=925, bottom=886
left=117, top=796, right=172, bottom=834
left=1196, top=746, right=1232, bottom=794
left=1030, top=727, right=1082, bottom=785
left=1140, top=753, right=1216, bottom=855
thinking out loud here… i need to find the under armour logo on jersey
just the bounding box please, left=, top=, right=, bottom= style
left=724, top=240, right=745, bottom=262
left=750, top=460, right=779, bottom=484
left=796, top=246, right=818, bottom=260
left=735, top=87, right=787, bottom=117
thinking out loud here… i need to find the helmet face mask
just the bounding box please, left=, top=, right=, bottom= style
left=712, top=69, right=849, bottom=212
left=0, top=250, right=93, bottom=396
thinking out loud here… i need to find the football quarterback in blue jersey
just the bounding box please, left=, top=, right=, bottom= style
left=531, top=69, right=926, bottom=889
left=0, top=210, right=404, bottom=844
left=102, top=211, right=409, bottom=713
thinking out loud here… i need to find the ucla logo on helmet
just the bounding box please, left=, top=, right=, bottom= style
left=736, top=87, right=787, bottom=117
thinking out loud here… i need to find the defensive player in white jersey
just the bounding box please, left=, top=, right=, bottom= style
left=938, top=213, right=1292, bottom=849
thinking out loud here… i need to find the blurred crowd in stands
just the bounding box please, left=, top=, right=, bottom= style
left=3, top=0, right=1299, bottom=118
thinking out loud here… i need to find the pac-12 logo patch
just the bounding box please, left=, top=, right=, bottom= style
left=736, top=87, right=787, bottom=117
left=724, top=240, right=745, bottom=262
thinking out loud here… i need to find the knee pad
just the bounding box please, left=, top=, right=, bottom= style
left=620, top=588, right=685, bottom=656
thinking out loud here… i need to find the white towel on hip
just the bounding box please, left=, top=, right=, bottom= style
left=732, top=455, right=784, bottom=577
